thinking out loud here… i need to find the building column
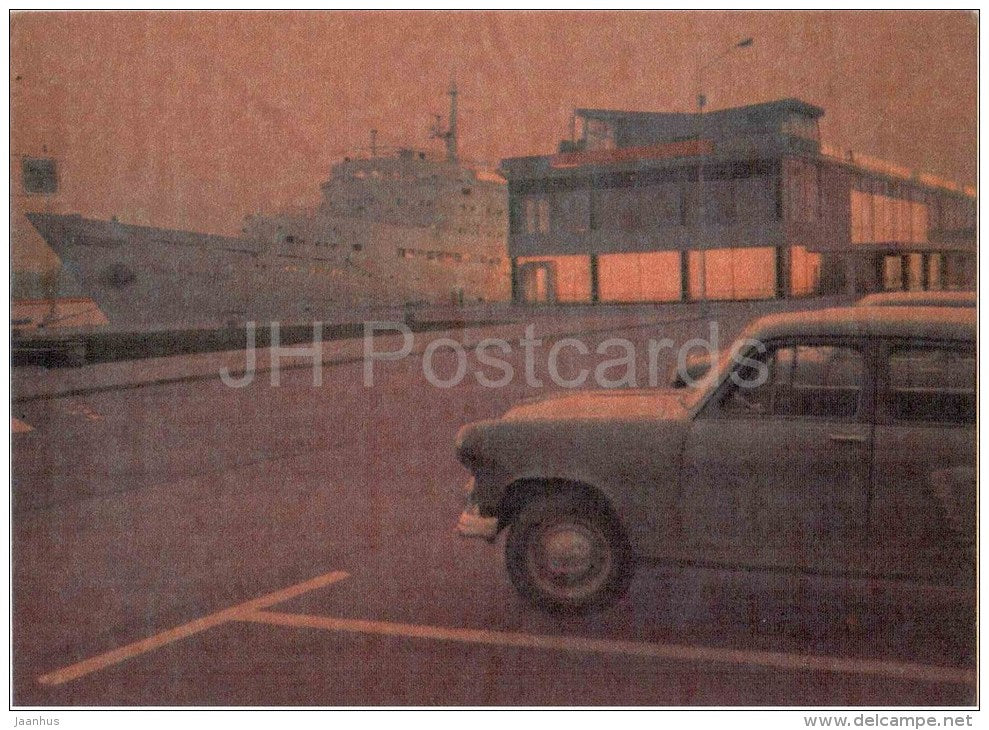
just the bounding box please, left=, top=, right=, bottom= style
left=844, top=256, right=857, bottom=297
left=921, top=253, right=931, bottom=291
left=509, top=257, right=519, bottom=303
left=900, top=254, right=910, bottom=291
left=775, top=246, right=788, bottom=299
left=680, top=251, right=691, bottom=302
left=589, top=254, right=600, bottom=304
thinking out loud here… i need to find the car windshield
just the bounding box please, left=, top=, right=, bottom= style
left=676, top=343, right=742, bottom=411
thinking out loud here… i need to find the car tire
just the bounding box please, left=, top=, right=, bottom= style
left=505, top=492, right=634, bottom=613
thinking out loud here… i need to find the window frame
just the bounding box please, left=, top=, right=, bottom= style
left=696, top=335, right=876, bottom=425
left=875, top=337, right=975, bottom=428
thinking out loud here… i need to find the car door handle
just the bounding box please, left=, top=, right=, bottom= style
left=828, top=432, right=867, bottom=444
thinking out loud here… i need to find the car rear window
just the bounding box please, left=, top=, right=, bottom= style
left=889, top=345, right=975, bottom=425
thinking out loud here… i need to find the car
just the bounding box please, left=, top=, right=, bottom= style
left=455, top=306, right=975, bottom=612
left=668, top=292, right=977, bottom=389
left=668, top=350, right=715, bottom=388
left=856, top=290, right=976, bottom=308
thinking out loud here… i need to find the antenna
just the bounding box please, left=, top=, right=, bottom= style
left=446, top=80, right=458, bottom=163
left=429, top=82, right=459, bottom=163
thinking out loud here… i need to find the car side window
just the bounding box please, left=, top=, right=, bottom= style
left=888, top=344, right=975, bottom=425
left=719, top=344, right=864, bottom=421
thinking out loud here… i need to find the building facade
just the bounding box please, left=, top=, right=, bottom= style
left=500, top=99, right=976, bottom=304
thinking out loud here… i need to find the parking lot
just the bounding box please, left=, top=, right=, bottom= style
left=11, top=301, right=976, bottom=706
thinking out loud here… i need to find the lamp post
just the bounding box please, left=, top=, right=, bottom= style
left=695, top=37, right=754, bottom=310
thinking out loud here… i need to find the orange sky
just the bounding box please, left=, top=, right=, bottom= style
left=10, top=11, right=977, bottom=262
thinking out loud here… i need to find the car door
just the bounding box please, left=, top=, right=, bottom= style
left=870, top=338, right=976, bottom=581
left=679, top=337, right=874, bottom=572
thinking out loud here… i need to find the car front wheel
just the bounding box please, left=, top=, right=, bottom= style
left=505, top=492, right=633, bottom=612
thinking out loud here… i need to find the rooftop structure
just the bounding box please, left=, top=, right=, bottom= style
left=500, top=98, right=975, bottom=305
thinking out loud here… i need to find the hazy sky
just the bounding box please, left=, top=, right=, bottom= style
left=10, top=10, right=977, bottom=252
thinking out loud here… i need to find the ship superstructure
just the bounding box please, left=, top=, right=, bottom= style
left=25, top=86, right=510, bottom=331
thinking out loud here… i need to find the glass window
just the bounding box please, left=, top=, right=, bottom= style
left=790, top=245, right=822, bottom=296
left=524, top=196, right=550, bottom=234
left=705, top=180, right=735, bottom=223
left=786, top=160, right=819, bottom=223
left=688, top=247, right=777, bottom=301
left=889, top=346, right=975, bottom=425
left=598, top=252, right=682, bottom=302
left=927, top=253, right=943, bottom=290
left=907, top=253, right=924, bottom=291
left=883, top=255, right=903, bottom=291
left=782, top=113, right=821, bottom=143
left=509, top=194, right=525, bottom=235
left=516, top=255, right=592, bottom=303
left=640, top=184, right=682, bottom=227
left=22, top=157, right=58, bottom=195
left=584, top=119, right=616, bottom=151
left=551, top=190, right=590, bottom=233
left=910, top=199, right=929, bottom=243
left=720, top=344, right=864, bottom=420
left=593, top=188, right=641, bottom=231
left=735, top=176, right=773, bottom=224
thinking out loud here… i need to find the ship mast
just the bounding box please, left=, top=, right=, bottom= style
left=446, top=81, right=458, bottom=163
left=431, top=82, right=459, bottom=163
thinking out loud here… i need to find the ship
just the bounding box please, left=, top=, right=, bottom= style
left=24, top=85, right=510, bottom=331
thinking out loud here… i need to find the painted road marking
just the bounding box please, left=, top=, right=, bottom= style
left=37, top=571, right=350, bottom=686
left=242, top=610, right=976, bottom=688
left=38, top=569, right=975, bottom=689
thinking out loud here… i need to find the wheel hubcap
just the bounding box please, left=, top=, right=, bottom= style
left=527, top=519, right=612, bottom=601
left=542, top=527, right=595, bottom=576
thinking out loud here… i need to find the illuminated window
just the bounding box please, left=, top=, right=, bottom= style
left=516, top=255, right=592, bottom=302
left=598, top=251, right=682, bottom=302
left=907, top=253, right=924, bottom=291
left=928, top=253, right=943, bottom=290
left=689, top=247, right=776, bottom=300
left=883, top=255, right=903, bottom=291
left=790, top=246, right=821, bottom=296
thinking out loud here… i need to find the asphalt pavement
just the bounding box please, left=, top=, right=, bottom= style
left=11, top=301, right=975, bottom=706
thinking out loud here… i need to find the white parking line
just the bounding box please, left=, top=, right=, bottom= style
left=243, top=610, right=976, bottom=688
left=37, top=571, right=350, bottom=686
left=38, top=569, right=974, bottom=690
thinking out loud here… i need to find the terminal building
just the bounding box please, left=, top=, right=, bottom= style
left=499, top=99, right=976, bottom=304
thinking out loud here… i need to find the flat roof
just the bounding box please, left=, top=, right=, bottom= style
left=856, top=291, right=976, bottom=308
left=741, top=305, right=975, bottom=344
left=575, top=98, right=825, bottom=123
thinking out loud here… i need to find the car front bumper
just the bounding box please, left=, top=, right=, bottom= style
left=455, top=478, right=498, bottom=541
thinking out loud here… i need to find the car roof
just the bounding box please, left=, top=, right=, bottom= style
left=856, top=290, right=976, bottom=308
left=740, top=305, right=976, bottom=343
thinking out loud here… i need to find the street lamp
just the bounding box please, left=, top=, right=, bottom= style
left=695, top=36, right=754, bottom=310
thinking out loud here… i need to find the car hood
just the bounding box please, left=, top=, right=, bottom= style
left=502, top=388, right=688, bottom=422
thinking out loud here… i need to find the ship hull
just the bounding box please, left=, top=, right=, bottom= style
left=27, top=213, right=509, bottom=331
